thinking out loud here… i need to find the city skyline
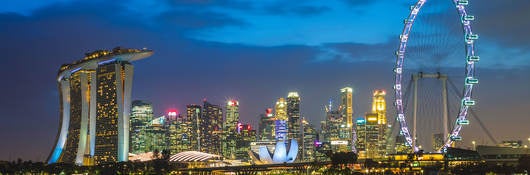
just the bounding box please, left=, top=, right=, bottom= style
left=1, top=0, right=530, bottom=162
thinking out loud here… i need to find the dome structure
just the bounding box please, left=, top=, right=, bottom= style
left=169, top=151, right=222, bottom=162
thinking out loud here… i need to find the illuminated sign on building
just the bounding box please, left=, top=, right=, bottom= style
left=330, top=140, right=349, bottom=145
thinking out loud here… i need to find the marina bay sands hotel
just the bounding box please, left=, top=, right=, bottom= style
left=47, top=47, right=153, bottom=165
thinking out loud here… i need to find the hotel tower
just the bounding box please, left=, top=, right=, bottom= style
left=47, top=47, right=153, bottom=165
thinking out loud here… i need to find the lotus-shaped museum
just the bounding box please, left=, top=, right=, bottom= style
left=249, top=139, right=298, bottom=164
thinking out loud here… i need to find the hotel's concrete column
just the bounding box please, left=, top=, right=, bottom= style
left=116, top=63, right=133, bottom=162
left=48, top=78, right=71, bottom=163
left=89, top=71, right=97, bottom=157
left=75, top=72, right=90, bottom=165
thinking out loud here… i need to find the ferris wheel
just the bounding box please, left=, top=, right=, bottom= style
left=393, top=0, right=479, bottom=152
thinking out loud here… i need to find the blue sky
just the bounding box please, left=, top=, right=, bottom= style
left=1, top=0, right=529, bottom=160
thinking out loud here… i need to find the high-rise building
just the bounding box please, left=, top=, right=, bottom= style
left=275, top=98, right=288, bottom=121
left=340, top=87, right=353, bottom=127
left=364, top=113, right=380, bottom=158
left=168, top=113, right=191, bottom=154
left=48, top=47, right=152, bottom=165
left=235, top=123, right=257, bottom=161
left=186, top=104, right=202, bottom=151
left=201, top=101, right=223, bottom=155
left=395, top=133, right=410, bottom=154
left=320, top=98, right=351, bottom=153
left=287, top=92, right=301, bottom=144
left=274, top=98, right=288, bottom=141
left=357, top=90, right=388, bottom=159
left=372, top=90, right=387, bottom=126
left=355, top=117, right=367, bottom=158
left=432, top=133, right=444, bottom=151
left=223, top=100, right=239, bottom=159
left=339, top=87, right=355, bottom=153
left=129, top=100, right=154, bottom=154
left=258, top=108, right=275, bottom=141
left=225, top=100, right=239, bottom=134
left=322, top=109, right=351, bottom=153
left=301, top=118, right=317, bottom=162
left=145, top=116, right=168, bottom=152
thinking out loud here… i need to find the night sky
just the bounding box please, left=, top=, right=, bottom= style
left=1, top=0, right=529, bottom=161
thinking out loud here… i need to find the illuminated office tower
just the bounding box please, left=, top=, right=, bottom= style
left=201, top=101, right=223, bottom=155
left=432, top=133, right=444, bottom=152
left=323, top=108, right=350, bottom=153
left=373, top=90, right=388, bottom=157
left=258, top=108, right=275, bottom=141
left=395, top=133, right=410, bottom=154
left=372, top=90, right=387, bottom=125
left=274, top=98, right=288, bottom=141
left=364, top=113, right=380, bottom=158
left=287, top=92, right=301, bottom=144
left=301, top=118, right=317, bottom=162
left=339, top=87, right=354, bottom=153
left=364, top=114, right=387, bottom=158
left=186, top=104, right=202, bottom=151
left=355, top=117, right=367, bottom=158
left=48, top=47, right=152, bottom=165
left=129, top=100, right=154, bottom=154
left=169, top=112, right=191, bottom=154
left=340, top=87, right=353, bottom=127
left=145, top=116, right=168, bottom=152
left=223, top=100, right=239, bottom=159
left=235, top=123, right=257, bottom=161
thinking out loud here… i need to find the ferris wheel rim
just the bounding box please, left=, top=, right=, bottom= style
left=393, top=0, right=478, bottom=153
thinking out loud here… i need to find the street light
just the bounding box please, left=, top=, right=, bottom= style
left=472, top=141, right=476, bottom=150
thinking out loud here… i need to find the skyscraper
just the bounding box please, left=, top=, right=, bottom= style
left=274, top=98, right=288, bottom=141
left=223, top=100, right=239, bottom=159
left=129, top=100, right=154, bottom=154
left=340, top=87, right=355, bottom=153
left=372, top=90, right=387, bottom=125
left=355, top=117, right=367, bottom=158
left=201, top=101, right=223, bottom=155
left=360, top=90, right=388, bottom=159
left=301, top=118, right=317, bottom=162
left=225, top=100, right=239, bottom=134
left=186, top=104, right=202, bottom=151
left=48, top=47, right=153, bottom=165
left=340, top=87, right=353, bottom=127
left=168, top=113, right=191, bottom=154
left=258, top=108, right=275, bottom=141
left=235, top=123, right=257, bottom=161
left=287, top=92, right=301, bottom=145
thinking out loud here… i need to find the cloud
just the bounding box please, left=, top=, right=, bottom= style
left=473, top=0, right=530, bottom=49
left=155, top=10, right=247, bottom=31
left=165, top=0, right=254, bottom=10
left=263, top=4, right=331, bottom=16
left=340, top=0, right=377, bottom=6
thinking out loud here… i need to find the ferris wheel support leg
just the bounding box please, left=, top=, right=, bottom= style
left=441, top=76, right=449, bottom=143
left=412, top=74, right=419, bottom=151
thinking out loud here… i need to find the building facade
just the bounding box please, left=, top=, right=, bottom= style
left=129, top=100, right=154, bottom=154
left=186, top=104, right=202, bottom=151
left=258, top=108, right=275, bottom=141
left=274, top=98, right=288, bottom=141
left=201, top=101, right=223, bottom=155
left=48, top=47, right=153, bottom=165
left=223, top=100, right=239, bottom=159
left=287, top=92, right=301, bottom=145
left=169, top=113, right=191, bottom=154
left=301, top=118, right=317, bottom=162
